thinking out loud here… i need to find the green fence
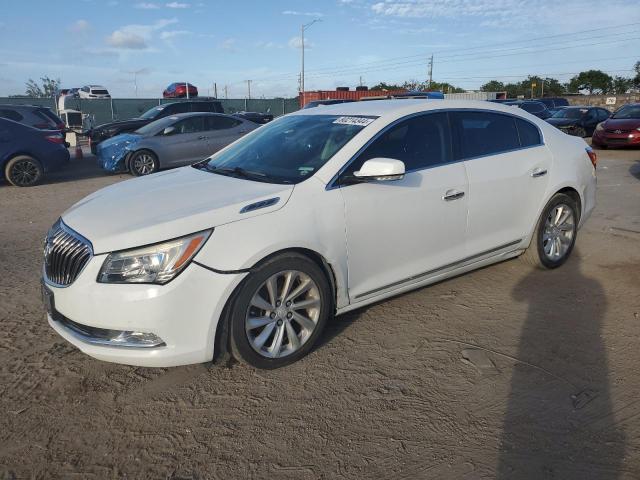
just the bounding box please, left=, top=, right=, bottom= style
left=0, top=97, right=300, bottom=126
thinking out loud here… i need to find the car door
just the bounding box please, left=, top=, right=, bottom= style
left=158, top=115, right=209, bottom=167
left=336, top=111, right=469, bottom=302
left=204, top=115, right=252, bottom=155
left=450, top=111, right=551, bottom=256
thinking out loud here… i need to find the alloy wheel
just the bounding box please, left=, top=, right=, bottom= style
left=10, top=159, right=39, bottom=186
left=542, top=203, right=575, bottom=261
left=133, top=153, right=156, bottom=175
left=245, top=270, right=321, bottom=358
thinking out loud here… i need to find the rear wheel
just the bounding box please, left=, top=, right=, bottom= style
left=227, top=253, right=332, bottom=369
left=129, top=150, right=158, bottom=176
left=521, top=193, right=578, bottom=269
left=4, top=155, right=43, bottom=187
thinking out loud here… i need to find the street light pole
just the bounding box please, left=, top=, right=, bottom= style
left=300, top=18, right=321, bottom=107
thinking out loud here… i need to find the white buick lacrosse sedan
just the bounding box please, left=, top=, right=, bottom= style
left=43, top=100, right=596, bottom=369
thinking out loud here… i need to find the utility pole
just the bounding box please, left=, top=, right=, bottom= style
left=359, top=76, right=363, bottom=87
left=214, top=82, right=218, bottom=98
left=246, top=80, right=251, bottom=99
left=224, top=85, right=228, bottom=99
left=427, top=54, right=433, bottom=90
left=300, top=18, right=321, bottom=107
left=540, top=79, right=544, bottom=98
left=186, top=81, right=189, bottom=99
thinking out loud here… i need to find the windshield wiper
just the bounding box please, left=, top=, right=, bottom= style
left=209, top=166, right=272, bottom=181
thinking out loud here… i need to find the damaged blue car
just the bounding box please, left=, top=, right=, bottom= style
left=97, top=112, right=257, bottom=176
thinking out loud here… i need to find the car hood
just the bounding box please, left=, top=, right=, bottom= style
left=603, top=118, right=640, bottom=130
left=546, top=118, right=578, bottom=127
left=62, top=166, right=294, bottom=254
left=94, top=118, right=149, bottom=131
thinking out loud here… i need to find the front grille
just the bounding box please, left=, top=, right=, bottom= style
left=44, top=220, right=93, bottom=286
left=605, top=129, right=631, bottom=134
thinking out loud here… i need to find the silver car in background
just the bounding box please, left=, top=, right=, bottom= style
left=97, top=112, right=258, bottom=176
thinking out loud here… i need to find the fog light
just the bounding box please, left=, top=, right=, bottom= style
left=110, top=331, right=165, bottom=347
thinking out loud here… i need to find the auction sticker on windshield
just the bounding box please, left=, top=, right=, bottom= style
left=333, top=116, right=376, bottom=126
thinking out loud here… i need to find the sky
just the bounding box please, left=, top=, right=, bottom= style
left=1, top=0, right=639, bottom=98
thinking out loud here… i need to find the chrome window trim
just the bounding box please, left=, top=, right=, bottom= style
left=326, top=108, right=545, bottom=191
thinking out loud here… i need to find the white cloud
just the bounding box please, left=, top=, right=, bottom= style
left=288, top=36, right=314, bottom=49
left=69, top=19, right=90, bottom=33
left=218, top=38, right=237, bottom=51
left=106, top=30, right=147, bottom=49
left=160, top=30, right=191, bottom=39
left=370, top=0, right=526, bottom=19
left=282, top=10, right=324, bottom=17
left=106, top=18, right=178, bottom=50
left=255, top=40, right=284, bottom=49
left=135, top=2, right=160, bottom=8
left=166, top=1, right=190, bottom=7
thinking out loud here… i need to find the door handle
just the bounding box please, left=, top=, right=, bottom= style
left=531, top=168, right=548, bottom=178
left=443, top=189, right=465, bottom=201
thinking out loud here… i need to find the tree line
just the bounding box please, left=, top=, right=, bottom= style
left=372, top=61, right=640, bottom=97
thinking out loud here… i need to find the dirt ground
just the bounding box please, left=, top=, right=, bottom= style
left=1, top=146, right=639, bottom=479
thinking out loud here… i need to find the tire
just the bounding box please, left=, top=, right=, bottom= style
left=4, top=155, right=43, bottom=187
left=227, top=253, right=332, bottom=369
left=521, top=193, right=578, bottom=269
left=129, top=150, right=158, bottom=176
left=571, top=126, right=587, bottom=138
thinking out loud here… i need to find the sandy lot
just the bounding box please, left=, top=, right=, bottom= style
left=1, top=147, right=639, bottom=479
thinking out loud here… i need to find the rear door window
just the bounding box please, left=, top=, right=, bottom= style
left=450, top=111, right=520, bottom=159
left=515, top=118, right=542, bottom=147
left=204, top=116, right=242, bottom=130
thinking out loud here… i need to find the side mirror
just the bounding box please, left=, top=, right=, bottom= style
left=163, top=126, right=176, bottom=136
left=354, top=158, right=405, bottom=182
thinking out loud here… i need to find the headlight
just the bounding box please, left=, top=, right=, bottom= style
left=98, top=230, right=211, bottom=284
left=595, top=123, right=604, bottom=132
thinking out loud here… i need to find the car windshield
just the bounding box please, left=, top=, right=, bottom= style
left=197, top=114, right=375, bottom=184
left=552, top=108, right=585, bottom=119
left=521, top=103, right=544, bottom=113
left=139, top=106, right=165, bottom=120
left=612, top=105, right=640, bottom=119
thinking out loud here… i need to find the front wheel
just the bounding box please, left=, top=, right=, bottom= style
left=129, top=150, right=158, bottom=176
left=227, top=253, right=332, bottom=369
left=521, top=193, right=578, bottom=269
left=4, top=155, right=43, bottom=187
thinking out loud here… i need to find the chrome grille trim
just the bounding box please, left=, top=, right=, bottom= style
left=44, top=220, right=93, bottom=287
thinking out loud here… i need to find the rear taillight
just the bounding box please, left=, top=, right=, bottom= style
left=57, top=123, right=66, bottom=130
left=34, top=123, right=51, bottom=129
left=45, top=134, right=64, bottom=144
left=586, top=147, right=597, bottom=169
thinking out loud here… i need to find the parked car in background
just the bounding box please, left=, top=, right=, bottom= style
left=303, top=99, right=357, bottom=109
left=537, top=97, right=569, bottom=109
left=45, top=100, right=596, bottom=368
left=79, top=85, right=111, bottom=99
left=0, top=104, right=67, bottom=144
left=97, top=112, right=257, bottom=176
left=163, top=82, right=198, bottom=98
left=546, top=106, right=610, bottom=137
left=547, top=106, right=568, bottom=117
left=233, top=111, right=274, bottom=124
left=504, top=100, right=552, bottom=119
left=0, top=118, right=69, bottom=187
left=88, top=99, right=224, bottom=153
left=592, top=103, right=640, bottom=148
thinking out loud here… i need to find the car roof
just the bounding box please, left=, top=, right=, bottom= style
left=0, top=104, right=50, bottom=110
left=290, top=99, right=534, bottom=119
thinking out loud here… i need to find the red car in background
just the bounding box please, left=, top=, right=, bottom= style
left=163, top=82, right=198, bottom=98
left=592, top=103, right=640, bottom=148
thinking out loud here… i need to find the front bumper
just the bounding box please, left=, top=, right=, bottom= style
left=46, top=256, right=246, bottom=367
left=593, top=131, right=640, bottom=147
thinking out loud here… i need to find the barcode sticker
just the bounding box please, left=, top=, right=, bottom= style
left=333, top=116, right=375, bottom=126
